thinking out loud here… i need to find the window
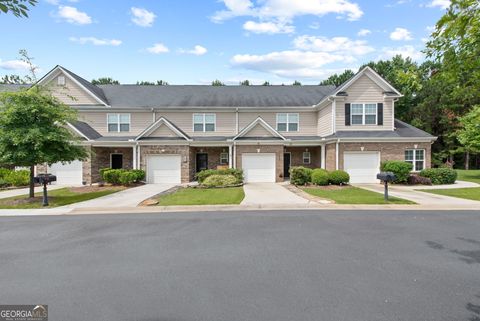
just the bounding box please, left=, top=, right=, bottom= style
left=276, top=113, right=299, bottom=132
left=107, top=114, right=130, bottom=132
left=351, top=103, right=377, bottom=125
left=303, top=152, right=311, bottom=164
left=57, top=76, right=65, bottom=86
left=405, top=149, right=425, bottom=171
left=220, top=152, right=229, bottom=165
left=193, top=114, right=216, bottom=132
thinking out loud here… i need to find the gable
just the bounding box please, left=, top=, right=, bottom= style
left=42, top=70, right=100, bottom=105
left=243, top=123, right=277, bottom=138
left=145, top=123, right=178, bottom=137
left=345, top=74, right=384, bottom=103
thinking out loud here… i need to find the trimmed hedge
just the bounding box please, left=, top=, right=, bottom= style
left=5, top=170, right=30, bottom=187
left=202, top=174, right=238, bottom=188
left=196, top=168, right=243, bottom=184
left=0, top=168, right=12, bottom=180
left=311, top=169, right=329, bottom=185
left=328, top=170, right=350, bottom=185
left=289, top=166, right=312, bottom=185
left=380, top=161, right=413, bottom=183
left=419, top=168, right=457, bottom=185
left=101, top=169, right=146, bottom=186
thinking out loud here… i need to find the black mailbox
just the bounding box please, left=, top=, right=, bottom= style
left=377, top=172, right=396, bottom=182
left=33, top=174, right=57, bottom=206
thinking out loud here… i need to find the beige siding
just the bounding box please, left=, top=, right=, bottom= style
left=335, top=74, right=394, bottom=131
left=155, top=112, right=236, bottom=136
left=79, top=111, right=153, bottom=136
left=47, top=71, right=100, bottom=105
left=148, top=124, right=178, bottom=137
left=244, top=124, right=274, bottom=137
left=239, top=111, right=317, bottom=136
left=317, top=103, right=332, bottom=136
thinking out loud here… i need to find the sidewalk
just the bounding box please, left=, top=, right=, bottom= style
left=0, top=184, right=69, bottom=199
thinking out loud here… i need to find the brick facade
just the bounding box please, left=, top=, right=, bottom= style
left=325, top=143, right=337, bottom=171
left=189, top=146, right=230, bottom=180
left=235, top=145, right=284, bottom=182
left=139, top=145, right=191, bottom=183
left=284, top=146, right=322, bottom=169
left=91, top=147, right=134, bottom=183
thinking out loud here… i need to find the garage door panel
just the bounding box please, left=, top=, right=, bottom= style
left=147, top=155, right=181, bottom=184
left=242, top=153, right=276, bottom=183
left=344, top=152, right=380, bottom=184
left=48, top=160, right=83, bottom=185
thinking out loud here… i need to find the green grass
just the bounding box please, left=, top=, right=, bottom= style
left=418, top=187, right=480, bottom=201
left=157, top=187, right=245, bottom=206
left=456, top=170, right=480, bottom=184
left=0, top=187, right=123, bottom=209
left=302, top=186, right=415, bottom=204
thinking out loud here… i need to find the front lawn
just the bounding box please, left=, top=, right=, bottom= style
left=456, top=170, right=480, bottom=184
left=0, top=186, right=124, bottom=209
left=418, top=187, right=480, bottom=201
left=157, top=187, right=245, bottom=206
left=302, top=186, right=415, bottom=204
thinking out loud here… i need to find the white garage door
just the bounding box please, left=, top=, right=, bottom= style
left=344, top=152, right=380, bottom=183
left=48, top=160, right=83, bottom=185
left=242, top=153, right=276, bottom=183
left=147, top=155, right=181, bottom=184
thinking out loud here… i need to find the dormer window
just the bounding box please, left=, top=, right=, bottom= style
left=57, top=76, right=65, bottom=86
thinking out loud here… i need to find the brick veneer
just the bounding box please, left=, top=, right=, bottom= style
left=235, top=145, right=284, bottom=182
left=91, top=147, right=133, bottom=183
left=140, top=145, right=191, bottom=183
left=189, top=146, right=230, bottom=180
left=325, top=143, right=337, bottom=171
left=284, top=146, right=321, bottom=169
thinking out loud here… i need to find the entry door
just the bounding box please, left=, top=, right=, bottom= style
left=196, top=153, right=208, bottom=172
left=283, top=153, right=291, bottom=178
left=111, top=154, right=123, bottom=169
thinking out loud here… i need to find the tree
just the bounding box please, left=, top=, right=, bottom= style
left=211, top=79, right=225, bottom=86
left=0, top=91, right=88, bottom=197
left=292, top=80, right=302, bottom=86
left=0, top=0, right=37, bottom=17
left=240, top=80, right=250, bottom=86
left=262, top=81, right=271, bottom=86
left=91, top=77, right=120, bottom=85
left=457, top=105, right=480, bottom=169
left=0, top=74, right=27, bottom=84
left=319, top=69, right=355, bottom=86
left=136, top=80, right=169, bottom=85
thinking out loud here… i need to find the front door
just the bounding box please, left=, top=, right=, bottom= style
left=111, top=154, right=123, bottom=169
left=283, top=153, right=291, bottom=178
left=196, top=153, right=208, bottom=173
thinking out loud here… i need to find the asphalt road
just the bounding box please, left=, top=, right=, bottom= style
left=1, top=210, right=480, bottom=321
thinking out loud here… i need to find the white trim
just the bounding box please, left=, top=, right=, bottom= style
left=228, top=145, right=233, bottom=169
left=405, top=148, right=426, bottom=172
left=66, top=122, right=91, bottom=141
left=193, top=113, right=216, bottom=133
left=232, top=116, right=287, bottom=141
left=350, top=103, right=377, bottom=126
left=276, top=113, right=299, bottom=132
left=220, top=152, right=229, bottom=165
left=321, top=145, right=326, bottom=169
left=331, top=99, right=336, bottom=134
left=335, top=140, right=339, bottom=170
left=302, top=151, right=311, bottom=165
left=107, top=113, right=131, bottom=133
left=135, top=117, right=191, bottom=141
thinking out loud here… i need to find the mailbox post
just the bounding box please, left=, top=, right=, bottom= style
left=376, top=172, right=396, bottom=201
left=34, top=174, right=57, bottom=206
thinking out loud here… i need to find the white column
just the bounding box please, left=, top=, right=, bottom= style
left=132, top=145, right=137, bottom=169
left=335, top=140, right=339, bottom=170
left=321, top=144, right=326, bottom=169
left=228, top=145, right=233, bottom=168
left=233, top=143, right=237, bottom=168
left=137, top=145, right=141, bottom=170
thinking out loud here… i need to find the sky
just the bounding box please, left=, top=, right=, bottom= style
left=0, top=0, right=449, bottom=85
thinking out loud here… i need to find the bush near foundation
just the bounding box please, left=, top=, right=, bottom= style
left=101, top=169, right=146, bottom=186
left=380, top=161, right=413, bottom=184
left=196, top=168, right=243, bottom=184
left=419, top=168, right=457, bottom=185
left=328, top=170, right=350, bottom=185
left=202, top=174, right=238, bottom=188
left=289, top=166, right=313, bottom=185
left=5, top=170, right=30, bottom=187
left=311, top=169, right=329, bottom=186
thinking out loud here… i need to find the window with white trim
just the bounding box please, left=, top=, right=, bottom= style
left=193, top=114, right=216, bottom=132
left=57, top=76, right=65, bottom=86
left=107, top=114, right=130, bottom=132
left=276, top=113, right=299, bottom=132
left=405, top=149, right=425, bottom=171
left=351, top=103, right=377, bottom=125
left=303, top=152, right=311, bottom=164
left=220, top=152, right=229, bottom=165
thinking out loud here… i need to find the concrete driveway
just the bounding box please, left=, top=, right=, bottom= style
left=241, top=182, right=309, bottom=206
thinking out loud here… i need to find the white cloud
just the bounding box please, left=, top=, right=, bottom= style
left=69, top=37, right=122, bottom=46
left=390, top=27, right=413, bottom=41
left=243, top=20, right=294, bottom=34
left=131, top=7, right=156, bottom=27
left=293, top=35, right=375, bottom=55
left=179, top=45, right=208, bottom=56
left=357, top=28, right=371, bottom=36
left=427, top=0, right=450, bottom=9
left=45, top=0, right=59, bottom=5
left=0, top=59, right=31, bottom=70
left=212, top=0, right=363, bottom=23
left=57, top=6, right=92, bottom=25
left=147, top=43, right=169, bottom=54
left=380, top=45, right=423, bottom=60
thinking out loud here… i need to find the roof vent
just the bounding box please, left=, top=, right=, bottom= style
left=57, top=76, right=65, bottom=86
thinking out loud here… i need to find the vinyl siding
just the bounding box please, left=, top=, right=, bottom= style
left=239, top=111, right=317, bottom=136
left=243, top=124, right=274, bottom=137
left=335, top=74, right=394, bottom=131
left=148, top=124, right=178, bottom=137
left=156, top=112, right=236, bottom=136
left=79, top=111, right=153, bottom=136
left=47, top=72, right=100, bottom=105
left=317, top=103, right=332, bottom=136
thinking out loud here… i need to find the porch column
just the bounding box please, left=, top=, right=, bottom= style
left=335, top=140, right=340, bottom=170
left=321, top=144, right=326, bottom=169
left=133, top=145, right=137, bottom=170
left=228, top=144, right=233, bottom=169
left=233, top=143, right=237, bottom=168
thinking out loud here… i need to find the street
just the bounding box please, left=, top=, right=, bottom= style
left=0, top=210, right=479, bottom=321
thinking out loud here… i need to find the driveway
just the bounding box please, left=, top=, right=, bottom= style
left=0, top=210, right=479, bottom=321
left=241, top=182, right=310, bottom=206
left=355, top=182, right=480, bottom=206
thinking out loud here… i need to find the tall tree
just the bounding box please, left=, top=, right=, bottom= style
left=457, top=105, right=480, bottom=169
left=91, top=77, right=120, bottom=85
left=0, top=0, right=37, bottom=17
left=0, top=74, right=27, bottom=84
left=136, top=80, right=169, bottom=85
left=319, top=69, right=355, bottom=87
left=262, top=81, right=271, bottom=86
left=292, top=80, right=302, bottom=86
left=211, top=79, right=225, bottom=86
left=240, top=80, right=250, bottom=86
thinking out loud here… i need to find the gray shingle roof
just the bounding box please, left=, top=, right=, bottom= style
left=61, top=66, right=109, bottom=105
left=97, top=84, right=336, bottom=108
left=70, top=121, right=102, bottom=140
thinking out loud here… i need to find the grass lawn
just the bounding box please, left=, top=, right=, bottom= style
left=157, top=187, right=245, bottom=206
left=418, top=187, right=480, bottom=201
left=456, top=170, right=480, bottom=184
left=0, top=186, right=124, bottom=209
left=302, top=186, right=415, bottom=205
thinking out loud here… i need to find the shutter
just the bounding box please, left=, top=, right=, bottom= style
left=345, top=103, right=351, bottom=126
left=377, top=103, right=383, bottom=126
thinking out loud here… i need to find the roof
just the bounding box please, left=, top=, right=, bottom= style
left=96, top=84, right=336, bottom=108
left=59, top=66, right=109, bottom=105
left=69, top=121, right=102, bottom=140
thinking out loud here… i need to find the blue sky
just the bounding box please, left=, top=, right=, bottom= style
left=0, top=0, right=448, bottom=85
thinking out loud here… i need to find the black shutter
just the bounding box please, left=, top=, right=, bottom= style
left=377, top=103, right=383, bottom=126
left=345, top=103, right=351, bottom=126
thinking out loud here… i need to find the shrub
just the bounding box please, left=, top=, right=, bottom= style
left=101, top=169, right=146, bottom=185
left=311, top=168, right=329, bottom=186
left=5, top=170, right=30, bottom=187
left=407, top=174, right=432, bottom=185
left=99, top=168, right=110, bottom=181
left=328, top=170, right=350, bottom=185
left=419, top=168, right=457, bottom=185
left=202, top=174, right=238, bottom=188
left=196, top=168, right=243, bottom=184
left=131, top=169, right=146, bottom=182
left=119, top=171, right=137, bottom=186
left=0, top=178, right=9, bottom=188
left=0, top=168, right=12, bottom=180
left=289, top=166, right=312, bottom=185
left=380, top=161, right=413, bottom=183
left=101, top=169, right=124, bottom=185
